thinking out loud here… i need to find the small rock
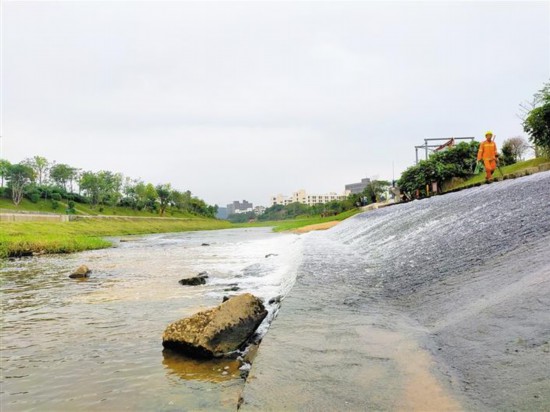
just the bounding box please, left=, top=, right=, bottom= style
left=265, top=253, right=278, bottom=258
left=201, top=243, right=210, bottom=246
left=224, top=286, right=240, bottom=292
left=179, top=272, right=209, bottom=286
left=179, top=276, right=207, bottom=286
left=268, top=295, right=282, bottom=305
left=69, top=265, right=91, bottom=279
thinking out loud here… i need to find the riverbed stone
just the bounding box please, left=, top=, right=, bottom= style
left=179, top=272, right=208, bottom=286
left=69, top=265, right=91, bottom=278
left=162, top=293, right=268, bottom=358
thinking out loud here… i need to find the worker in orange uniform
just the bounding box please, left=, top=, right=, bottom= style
left=477, top=131, right=498, bottom=181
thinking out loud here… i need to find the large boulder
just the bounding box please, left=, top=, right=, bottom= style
left=162, top=293, right=267, bottom=358
left=69, top=265, right=91, bottom=278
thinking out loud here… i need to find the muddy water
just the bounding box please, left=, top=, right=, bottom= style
left=243, top=172, right=550, bottom=411
left=1, top=228, right=302, bottom=411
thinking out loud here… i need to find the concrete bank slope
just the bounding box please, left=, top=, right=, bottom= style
left=242, top=258, right=550, bottom=411
left=241, top=280, right=462, bottom=411
left=242, top=172, right=550, bottom=411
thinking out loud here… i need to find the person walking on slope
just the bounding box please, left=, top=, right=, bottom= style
left=477, top=131, right=498, bottom=181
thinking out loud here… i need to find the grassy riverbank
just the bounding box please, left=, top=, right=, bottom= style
left=444, top=157, right=549, bottom=191
left=0, top=208, right=360, bottom=258
left=0, top=217, right=232, bottom=258
left=0, top=198, right=199, bottom=218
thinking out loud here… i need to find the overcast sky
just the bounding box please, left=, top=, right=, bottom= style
left=1, top=1, right=549, bottom=206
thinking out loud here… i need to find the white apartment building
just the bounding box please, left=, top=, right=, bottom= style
left=270, top=189, right=346, bottom=207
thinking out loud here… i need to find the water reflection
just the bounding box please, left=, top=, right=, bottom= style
left=162, top=349, right=242, bottom=383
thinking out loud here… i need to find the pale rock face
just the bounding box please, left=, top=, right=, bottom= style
left=69, top=265, right=91, bottom=278
left=162, top=293, right=267, bottom=358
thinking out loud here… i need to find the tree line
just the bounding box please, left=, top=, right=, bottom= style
left=227, top=180, right=391, bottom=223
left=0, top=156, right=217, bottom=218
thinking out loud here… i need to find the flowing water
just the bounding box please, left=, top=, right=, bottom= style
left=2, top=173, right=550, bottom=412
left=1, top=228, right=302, bottom=411
left=243, top=172, right=550, bottom=411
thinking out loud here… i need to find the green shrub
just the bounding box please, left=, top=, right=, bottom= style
left=29, top=192, right=40, bottom=203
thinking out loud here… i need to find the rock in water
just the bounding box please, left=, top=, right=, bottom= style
left=162, top=293, right=268, bottom=358
left=179, top=272, right=208, bottom=286
left=69, top=265, right=91, bottom=278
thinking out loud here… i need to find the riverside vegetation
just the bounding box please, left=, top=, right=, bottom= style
left=0, top=155, right=229, bottom=258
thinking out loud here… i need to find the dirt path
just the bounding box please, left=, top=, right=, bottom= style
left=291, top=221, right=340, bottom=234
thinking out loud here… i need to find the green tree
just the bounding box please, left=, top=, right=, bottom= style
left=500, top=136, right=529, bottom=165
left=0, top=159, right=11, bottom=188
left=155, top=183, right=172, bottom=216
left=227, top=211, right=256, bottom=223
left=97, top=171, right=123, bottom=206
left=523, top=81, right=550, bottom=155
left=144, top=183, right=158, bottom=212
left=500, top=142, right=515, bottom=166
left=25, top=156, right=49, bottom=185
left=363, top=180, right=391, bottom=204
left=79, top=171, right=101, bottom=206
left=6, top=163, right=35, bottom=205
left=50, top=163, right=75, bottom=191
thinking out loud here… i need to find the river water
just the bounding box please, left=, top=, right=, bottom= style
left=3, top=173, right=550, bottom=412
left=1, top=228, right=302, bottom=411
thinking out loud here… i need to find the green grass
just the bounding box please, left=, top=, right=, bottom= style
left=0, top=197, right=199, bottom=218
left=0, top=197, right=70, bottom=214
left=0, top=217, right=232, bottom=258
left=446, top=157, right=549, bottom=191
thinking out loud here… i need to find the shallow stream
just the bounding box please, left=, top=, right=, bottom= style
left=1, top=228, right=302, bottom=411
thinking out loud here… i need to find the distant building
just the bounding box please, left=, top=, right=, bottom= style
left=253, top=206, right=266, bottom=215
left=270, top=189, right=346, bottom=207
left=227, top=200, right=253, bottom=215
left=345, top=177, right=371, bottom=195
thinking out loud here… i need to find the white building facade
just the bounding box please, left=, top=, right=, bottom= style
left=270, top=189, right=346, bottom=207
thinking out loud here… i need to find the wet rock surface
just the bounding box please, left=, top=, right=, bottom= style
left=179, top=272, right=208, bottom=286
left=162, top=293, right=267, bottom=358
left=69, top=265, right=91, bottom=278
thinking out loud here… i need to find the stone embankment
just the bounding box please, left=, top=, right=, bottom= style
left=0, top=212, right=69, bottom=222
